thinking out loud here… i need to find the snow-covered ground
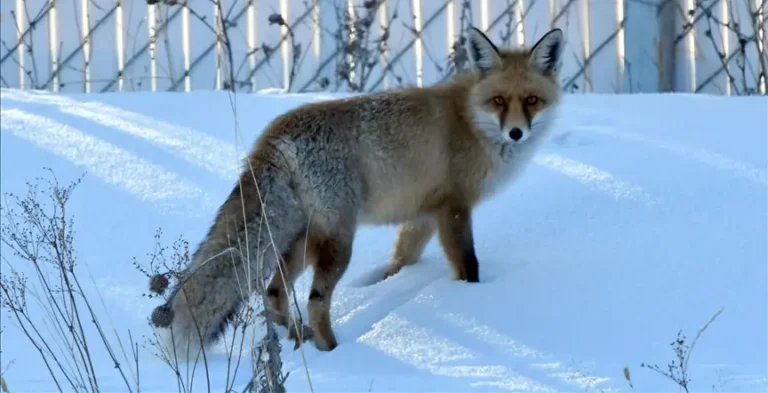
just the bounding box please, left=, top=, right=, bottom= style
left=1, top=87, right=766, bottom=393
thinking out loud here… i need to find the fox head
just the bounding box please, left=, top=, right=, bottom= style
left=464, top=27, right=564, bottom=145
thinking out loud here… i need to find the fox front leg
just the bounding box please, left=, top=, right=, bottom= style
left=436, top=202, right=480, bottom=282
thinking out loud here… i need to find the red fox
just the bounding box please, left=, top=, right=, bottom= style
left=150, top=26, right=565, bottom=356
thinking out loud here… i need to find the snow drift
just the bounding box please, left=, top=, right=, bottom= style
left=0, top=87, right=766, bottom=392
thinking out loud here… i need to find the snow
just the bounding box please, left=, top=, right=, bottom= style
left=1, top=87, right=766, bottom=393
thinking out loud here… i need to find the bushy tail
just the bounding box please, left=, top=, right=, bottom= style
left=149, top=158, right=305, bottom=362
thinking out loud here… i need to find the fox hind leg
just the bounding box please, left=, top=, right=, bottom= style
left=306, top=226, right=354, bottom=352
left=384, top=216, right=436, bottom=279
left=266, top=234, right=312, bottom=332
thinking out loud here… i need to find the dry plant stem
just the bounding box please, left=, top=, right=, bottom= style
left=267, top=13, right=301, bottom=91
left=7, top=3, right=41, bottom=88
left=239, top=168, right=291, bottom=393
left=84, top=266, right=142, bottom=389
left=332, top=0, right=395, bottom=92
left=148, top=254, right=215, bottom=392
left=725, top=0, right=760, bottom=93
left=2, top=226, right=87, bottom=389
left=224, top=40, right=286, bottom=393
left=147, top=330, right=187, bottom=392
left=500, top=0, right=516, bottom=46
left=682, top=307, right=724, bottom=374
left=699, top=4, right=740, bottom=94
left=439, top=0, right=536, bottom=84
left=224, top=318, right=248, bottom=393
left=129, top=330, right=141, bottom=391
left=623, top=365, right=635, bottom=392
left=0, top=341, right=13, bottom=393
left=641, top=306, right=725, bottom=393
left=141, top=236, right=256, bottom=393
left=142, top=6, right=245, bottom=388
left=21, top=2, right=41, bottom=88
left=0, top=170, right=138, bottom=393
left=748, top=0, right=767, bottom=91
left=697, top=1, right=766, bottom=94
left=354, top=1, right=386, bottom=90
left=68, top=264, right=135, bottom=392
left=0, top=2, right=52, bottom=69
left=146, top=237, right=217, bottom=393
left=205, top=4, right=292, bottom=388
left=0, top=278, right=69, bottom=392
left=182, top=309, right=212, bottom=393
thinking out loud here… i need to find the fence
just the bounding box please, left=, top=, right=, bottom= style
left=1, top=0, right=765, bottom=95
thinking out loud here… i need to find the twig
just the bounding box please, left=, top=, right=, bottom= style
left=1, top=170, right=140, bottom=393
left=640, top=307, right=726, bottom=393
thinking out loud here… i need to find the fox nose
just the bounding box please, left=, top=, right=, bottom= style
left=509, top=128, right=523, bottom=141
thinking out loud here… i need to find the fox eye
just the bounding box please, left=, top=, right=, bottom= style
left=525, top=95, right=539, bottom=105
left=492, top=96, right=506, bottom=106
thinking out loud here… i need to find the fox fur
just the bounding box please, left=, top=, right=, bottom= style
left=150, top=26, right=565, bottom=356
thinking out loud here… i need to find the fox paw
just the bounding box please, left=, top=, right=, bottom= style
left=313, top=334, right=338, bottom=352
left=382, top=267, right=398, bottom=280
left=382, top=263, right=406, bottom=280
left=287, top=324, right=313, bottom=350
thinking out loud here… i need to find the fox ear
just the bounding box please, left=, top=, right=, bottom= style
left=465, top=27, right=501, bottom=73
left=529, top=28, right=564, bottom=74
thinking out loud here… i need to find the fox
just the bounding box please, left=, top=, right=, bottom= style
left=149, top=26, right=565, bottom=357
